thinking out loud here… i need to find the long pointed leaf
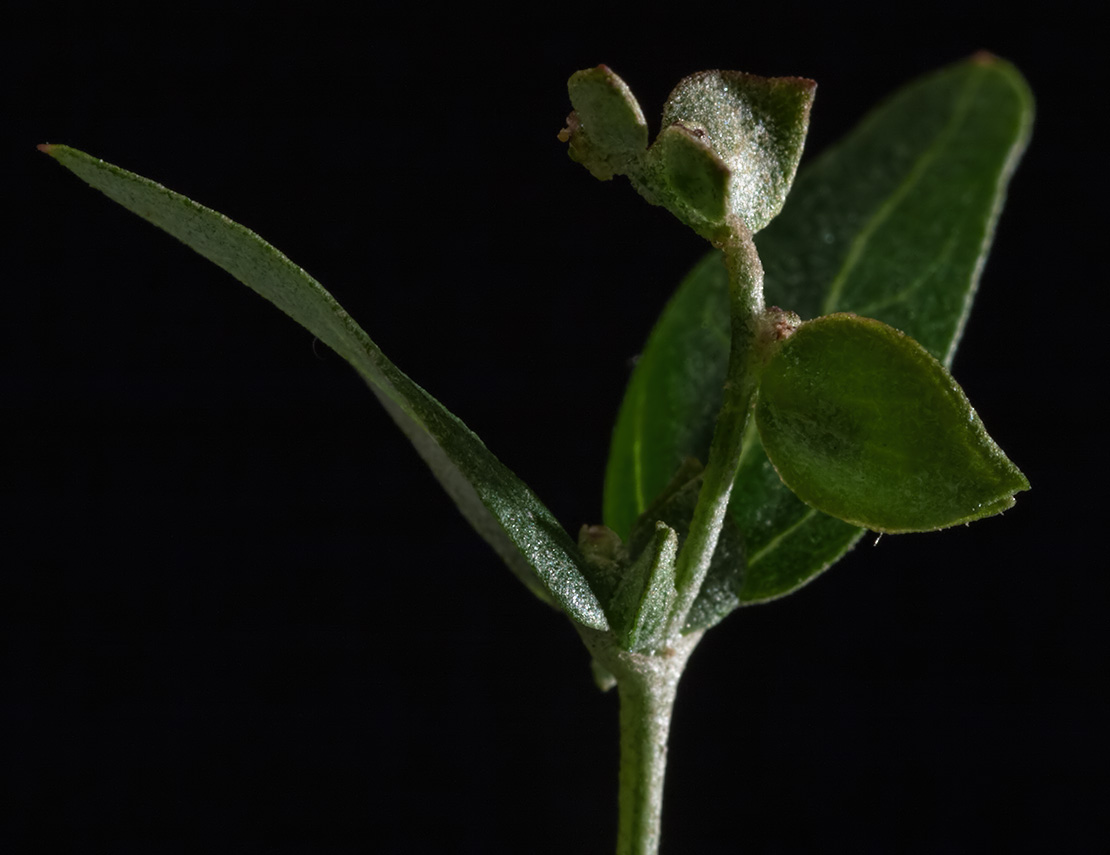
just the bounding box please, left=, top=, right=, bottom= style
left=604, top=55, right=1032, bottom=626
left=42, top=144, right=609, bottom=631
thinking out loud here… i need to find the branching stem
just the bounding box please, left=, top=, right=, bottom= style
left=582, top=221, right=767, bottom=853
left=666, top=222, right=768, bottom=638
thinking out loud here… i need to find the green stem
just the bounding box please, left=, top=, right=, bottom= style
left=576, top=628, right=702, bottom=855
left=667, top=224, right=767, bottom=637
left=616, top=670, right=676, bottom=855
left=579, top=223, right=769, bottom=855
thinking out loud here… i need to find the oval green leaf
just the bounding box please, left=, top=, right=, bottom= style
left=41, top=144, right=610, bottom=631
left=756, top=314, right=1028, bottom=533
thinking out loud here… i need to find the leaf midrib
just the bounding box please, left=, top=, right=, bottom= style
left=820, top=69, right=984, bottom=316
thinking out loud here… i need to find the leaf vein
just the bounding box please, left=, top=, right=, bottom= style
left=747, top=506, right=819, bottom=567
left=821, top=71, right=983, bottom=315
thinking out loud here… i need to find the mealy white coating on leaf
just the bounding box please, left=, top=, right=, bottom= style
left=660, top=71, right=815, bottom=232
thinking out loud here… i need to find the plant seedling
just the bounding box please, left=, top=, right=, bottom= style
left=40, top=53, right=1032, bottom=854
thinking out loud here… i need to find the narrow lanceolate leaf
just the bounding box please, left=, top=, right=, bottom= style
left=756, top=315, right=1029, bottom=532
left=41, top=144, right=609, bottom=631
left=604, top=55, right=1032, bottom=623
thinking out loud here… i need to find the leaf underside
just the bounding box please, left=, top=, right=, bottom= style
left=42, top=144, right=610, bottom=631
left=604, top=54, right=1033, bottom=629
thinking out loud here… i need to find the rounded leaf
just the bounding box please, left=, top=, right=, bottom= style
left=564, top=65, right=648, bottom=181
left=654, top=124, right=730, bottom=225
left=755, top=314, right=1028, bottom=533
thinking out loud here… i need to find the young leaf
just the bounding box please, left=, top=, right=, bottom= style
left=563, top=65, right=649, bottom=181
left=608, top=522, right=678, bottom=653
left=40, top=144, right=610, bottom=631
left=604, top=55, right=1032, bottom=613
left=659, top=71, right=816, bottom=233
left=755, top=314, right=1028, bottom=532
left=651, top=124, right=730, bottom=226
left=561, top=67, right=815, bottom=241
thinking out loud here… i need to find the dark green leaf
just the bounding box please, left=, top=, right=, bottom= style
left=757, top=52, right=1034, bottom=363
left=603, top=253, right=728, bottom=541
left=41, top=144, right=609, bottom=631
left=727, top=420, right=861, bottom=604
left=755, top=314, right=1028, bottom=532
left=604, top=55, right=1032, bottom=607
left=615, top=458, right=746, bottom=633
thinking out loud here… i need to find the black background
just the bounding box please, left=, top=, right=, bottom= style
left=4, top=3, right=1104, bottom=853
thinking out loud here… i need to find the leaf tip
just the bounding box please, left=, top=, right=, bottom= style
left=785, top=75, right=818, bottom=96
left=36, top=142, right=56, bottom=155
left=970, top=50, right=1000, bottom=66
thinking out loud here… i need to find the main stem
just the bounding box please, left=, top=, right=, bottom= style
left=616, top=663, right=679, bottom=855
left=579, top=628, right=702, bottom=855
